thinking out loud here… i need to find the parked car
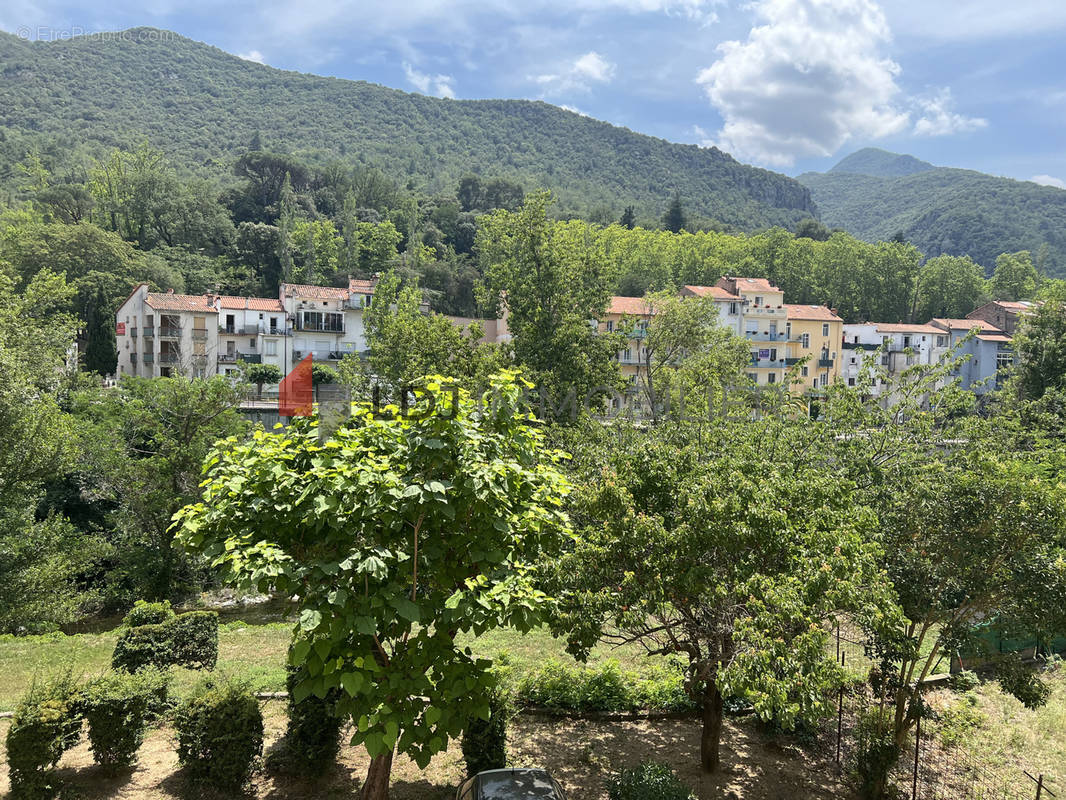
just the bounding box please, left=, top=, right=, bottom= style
left=456, top=769, right=567, bottom=800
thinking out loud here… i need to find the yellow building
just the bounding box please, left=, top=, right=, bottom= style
left=783, top=304, right=844, bottom=391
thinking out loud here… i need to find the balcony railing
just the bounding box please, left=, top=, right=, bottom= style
left=219, top=324, right=263, bottom=336
left=745, top=332, right=789, bottom=343
left=295, top=319, right=345, bottom=333
left=159, top=352, right=180, bottom=364
left=293, top=349, right=349, bottom=361
left=142, top=326, right=155, bottom=339
left=192, top=329, right=208, bottom=340
left=218, top=353, right=239, bottom=363
left=818, top=358, right=834, bottom=368
left=142, top=353, right=155, bottom=364
left=749, top=358, right=787, bottom=368
left=130, top=327, right=138, bottom=338
left=159, top=326, right=181, bottom=339
left=218, top=352, right=261, bottom=364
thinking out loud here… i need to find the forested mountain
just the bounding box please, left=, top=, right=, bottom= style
left=828, top=148, right=934, bottom=178
left=800, top=150, right=1066, bottom=277
left=0, top=28, right=814, bottom=229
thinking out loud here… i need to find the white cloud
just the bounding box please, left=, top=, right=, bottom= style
left=558, top=104, right=590, bottom=116
left=1030, top=174, right=1066, bottom=190
left=403, top=62, right=456, bottom=98
left=534, top=50, right=616, bottom=94
left=912, top=88, right=987, bottom=137
left=237, top=49, right=266, bottom=64
left=695, top=0, right=910, bottom=167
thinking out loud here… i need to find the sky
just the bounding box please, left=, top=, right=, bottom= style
left=2, top=0, right=1065, bottom=186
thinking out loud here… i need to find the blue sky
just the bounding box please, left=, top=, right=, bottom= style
left=3, top=0, right=1065, bottom=186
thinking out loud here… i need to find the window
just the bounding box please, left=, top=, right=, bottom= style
left=848, top=377, right=856, bottom=386
left=801, top=366, right=808, bottom=377
left=801, top=333, right=810, bottom=349
left=769, top=348, right=778, bottom=361
left=606, top=320, right=614, bottom=332
left=754, top=295, right=763, bottom=306
left=270, top=316, right=279, bottom=331
left=767, top=372, right=777, bottom=384
left=937, top=335, right=947, bottom=347
left=265, top=340, right=277, bottom=356
left=903, top=335, right=911, bottom=348
left=249, top=339, right=256, bottom=349
left=822, top=323, right=830, bottom=337
left=747, top=372, right=758, bottom=383
left=820, top=374, right=827, bottom=387
left=729, top=302, right=738, bottom=315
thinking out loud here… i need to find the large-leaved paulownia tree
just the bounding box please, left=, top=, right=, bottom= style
left=550, top=421, right=887, bottom=774
left=176, top=372, right=572, bottom=800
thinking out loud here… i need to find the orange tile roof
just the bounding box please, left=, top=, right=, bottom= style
left=608, top=296, right=654, bottom=316
left=145, top=292, right=218, bottom=313
left=282, top=283, right=350, bottom=299
left=931, top=318, right=1003, bottom=332
left=683, top=285, right=740, bottom=301
left=784, top=304, right=843, bottom=322
left=724, top=276, right=781, bottom=293
left=875, top=323, right=943, bottom=335
left=348, top=278, right=376, bottom=294
left=218, top=296, right=284, bottom=312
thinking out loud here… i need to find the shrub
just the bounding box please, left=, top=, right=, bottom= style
left=995, top=654, right=1051, bottom=709
left=174, top=675, right=264, bottom=792
left=122, top=599, right=176, bottom=628
left=5, top=671, right=83, bottom=800
left=462, top=683, right=511, bottom=777
left=512, top=658, right=693, bottom=713
left=607, top=761, right=695, bottom=800
left=266, top=665, right=343, bottom=778
left=111, top=610, right=218, bottom=672
left=171, top=611, right=219, bottom=670
left=852, top=708, right=900, bottom=800
left=948, top=669, right=980, bottom=693
left=112, top=623, right=175, bottom=672
left=82, top=669, right=170, bottom=774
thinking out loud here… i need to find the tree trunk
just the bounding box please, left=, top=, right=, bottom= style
left=361, top=751, right=394, bottom=800
left=700, top=683, right=724, bottom=773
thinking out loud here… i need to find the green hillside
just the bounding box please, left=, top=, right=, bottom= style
left=828, top=147, right=934, bottom=178
left=0, top=28, right=814, bottom=229
left=800, top=151, right=1066, bottom=277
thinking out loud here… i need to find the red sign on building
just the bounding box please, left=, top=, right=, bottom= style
left=116, top=322, right=126, bottom=335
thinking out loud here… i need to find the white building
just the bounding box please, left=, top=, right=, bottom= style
left=115, top=277, right=379, bottom=385
left=842, top=322, right=950, bottom=404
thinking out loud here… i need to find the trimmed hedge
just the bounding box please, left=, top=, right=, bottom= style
left=112, top=610, right=218, bottom=672
left=174, top=675, right=264, bottom=792
left=82, top=669, right=171, bottom=774
left=512, top=658, right=693, bottom=713
left=123, top=600, right=176, bottom=628
left=5, top=671, right=83, bottom=800
left=266, top=665, right=344, bottom=778
left=461, top=683, right=511, bottom=777
left=607, top=762, right=696, bottom=800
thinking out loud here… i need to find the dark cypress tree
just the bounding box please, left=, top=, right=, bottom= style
left=84, top=285, right=117, bottom=376
left=620, top=206, right=636, bottom=229
left=662, top=192, right=686, bottom=233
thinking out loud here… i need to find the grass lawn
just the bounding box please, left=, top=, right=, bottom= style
left=0, top=619, right=654, bottom=713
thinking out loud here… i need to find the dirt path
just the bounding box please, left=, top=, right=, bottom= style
left=0, top=706, right=853, bottom=799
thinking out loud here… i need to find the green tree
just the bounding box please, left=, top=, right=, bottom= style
left=662, top=191, right=687, bottom=233
left=988, top=250, right=1042, bottom=301
left=911, top=254, right=988, bottom=321
left=794, top=218, right=830, bottom=241
left=74, top=376, right=248, bottom=602
left=552, top=420, right=884, bottom=773
left=0, top=268, right=105, bottom=632
left=177, top=373, right=573, bottom=800
left=1012, top=285, right=1066, bottom=400
left=244, top=363, right=283, bottom=399
left=277, top=172, right=297, bottom=282
left=477, top=192, right=623, bottom=412
left=619, top=206, right=636, bottom=229
left=625, top=292, right=750, bottom=422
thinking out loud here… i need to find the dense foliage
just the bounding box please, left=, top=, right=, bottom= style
left=0, top=30, right=813, bottom=229
left=82, top=668, right=171, bottom=774
left=607, top=761, right=696, bottom=800
left=4, top=670, right=83, bottom=799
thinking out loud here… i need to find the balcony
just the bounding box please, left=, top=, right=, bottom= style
left=159, top=326, right=181, bottom=339
left=218, top=352, right=261, bottom=364
left=818, top=358, right=834, bottom=368
left=192, top=329, right=209, bottom=341
left=750, top=358, right=787, bottom=369
left=218, top=353, right=239, bottom=364
left=745, top=332, right=788, bottom=343
left=142, top=353, right=155, bottom=364
left=293, top=349, right=347, bottom=361
left=159, top=352, right=180, bottom=364
left=219, top=324, right=262, bottom=336
left=142, top=326, right=155, bottom=340
left=296, top=321, right=345, bottom=334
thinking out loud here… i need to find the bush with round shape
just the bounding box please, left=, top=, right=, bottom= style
left=122, top=600, right=176, bottom=628
left=82, top=668, right=171, bottom=774
left=110, top=609, right=218, bottom=673
left=5, top=670, right=83, bottom=799
left=173, top=675, right=264, bottom=792
left=607, top=761, right=695, bottom=800
left=266, top=664, right=344, bottom=778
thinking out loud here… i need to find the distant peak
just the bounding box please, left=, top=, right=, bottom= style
left=829, top=148, right=935, bottom=178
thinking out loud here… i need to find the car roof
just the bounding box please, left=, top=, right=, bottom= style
left=463, top=769, right=564, bottom=800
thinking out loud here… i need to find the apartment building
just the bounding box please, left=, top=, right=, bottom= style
left=116, top=277, right=378, bottom=384
left=600, top=296, right=654, bottom=398
left=710, top=277, right=791, bottom=387
left=678, top=284, right=743, bottom=334
left=966, top=300, right=1038, bottom=336
left=841, top=322, right=949, bottom=406
left=930, top=318, right=1013, bottom=394
left=784, top=305, right=844, bottom=391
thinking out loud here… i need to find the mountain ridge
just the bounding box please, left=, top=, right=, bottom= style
left=0, top=27, right=815, bottom=229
